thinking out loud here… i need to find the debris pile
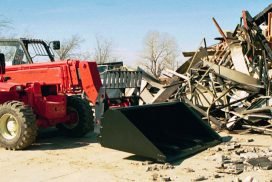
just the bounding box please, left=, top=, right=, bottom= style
left=167, top=4, right=272, bottom=134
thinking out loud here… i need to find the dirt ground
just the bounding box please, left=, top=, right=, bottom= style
left=0, top=128, right=271, bottom=182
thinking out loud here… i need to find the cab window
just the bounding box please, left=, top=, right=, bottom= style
left=0, top=41, right=28, bottom=66
left=27, top=42, right=53, bottom=63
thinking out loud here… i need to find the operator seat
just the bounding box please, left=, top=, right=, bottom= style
left=12, top=49, right=26, bottom=65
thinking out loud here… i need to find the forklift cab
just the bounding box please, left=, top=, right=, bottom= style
left=0, top=38, right=60, bottom=66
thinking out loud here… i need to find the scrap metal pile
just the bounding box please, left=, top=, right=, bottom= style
left=167, top=5, right=272, bottom=135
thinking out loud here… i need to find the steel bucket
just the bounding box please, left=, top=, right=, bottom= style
left=99, top=101, right=221, bottom=162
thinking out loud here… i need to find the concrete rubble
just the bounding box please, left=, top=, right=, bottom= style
left=206, top=139, right=272, bottom=176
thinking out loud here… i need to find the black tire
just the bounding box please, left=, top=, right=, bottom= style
left=57, top=96, right=94, bottom=137
left=0, top=101, right=37, bottom=150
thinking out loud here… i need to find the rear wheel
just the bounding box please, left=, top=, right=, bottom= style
left=0, top=101, right=37, bottom=150
left=57, top=96, right=94, bottom=137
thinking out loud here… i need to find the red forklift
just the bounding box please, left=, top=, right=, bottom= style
left=0, top=39, right=103, bottom=150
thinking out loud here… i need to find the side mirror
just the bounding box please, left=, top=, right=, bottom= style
left=0, top=53, right=5, bottom=74
left=52, top=41, right=60, bottom=50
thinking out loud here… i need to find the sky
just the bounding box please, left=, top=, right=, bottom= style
left=0, top=0, right=271, bottom=66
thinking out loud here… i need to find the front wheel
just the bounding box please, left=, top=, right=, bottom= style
left=0, top=101, right=37, bottom=150
left=57, top=96, right=94, bottom=137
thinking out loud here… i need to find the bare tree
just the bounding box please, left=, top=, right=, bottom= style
left=77, top=51, right=93, bottom=60
left=141, top=31, right=178, bottom=78
left=55, top=35, right=83, bottom=60
left=94, top=35, right=113, bottom=64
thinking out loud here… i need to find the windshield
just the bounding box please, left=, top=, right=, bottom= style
left=27, top=42, right=54, bottom=63
left=0, top=41, right=28, bottom=66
